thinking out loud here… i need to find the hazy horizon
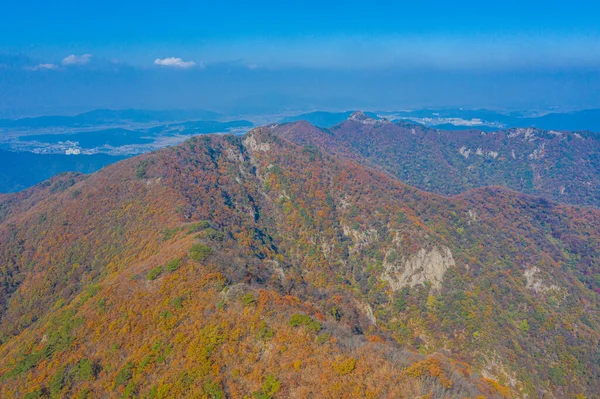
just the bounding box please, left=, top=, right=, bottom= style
left=2, top=1, right=600, bottom=117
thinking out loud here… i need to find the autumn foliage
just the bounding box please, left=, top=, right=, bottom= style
left=0, top=122, right=599, bottom=398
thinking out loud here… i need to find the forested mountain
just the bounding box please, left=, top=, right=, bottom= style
left=283, top=109, right=600, bottom=132
left=280, top=111, right=380, bottom=128
left=1, top=121, right=599, bottom=398
left=279, top=112, right=600, bottom=208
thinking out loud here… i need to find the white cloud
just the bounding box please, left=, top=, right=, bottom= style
left=27, top=63, right=58, bottom=71
left=62, top=54, right=92, bottom=66
left=154, top=57, right=196, bottom=68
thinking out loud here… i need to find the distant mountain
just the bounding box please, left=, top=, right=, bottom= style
left=387, top=108, right=600, bottom=132
left=520, top=109, right=600, bottom=132
left=20, top=121, right=254, bottom=148
left=0, top=150, right=127, bottom=193
left=0, top=109, right=222, bottom=128
left=1, top=121, right=600, bottom=398
left=386, top=108, right=522, bottom=126
left=280, top=111, right=380, bottom=127
left=148, top=119, right=254, bottom=135
left=24, top=128, right=154, bottom=148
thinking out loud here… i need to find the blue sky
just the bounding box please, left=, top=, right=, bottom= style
left=1, top=1, right=599, bottom=115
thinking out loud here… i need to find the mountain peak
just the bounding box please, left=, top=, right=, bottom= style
left=347, top=111, right=389, bottom=125
left=265, top=120, right=333, bottom=146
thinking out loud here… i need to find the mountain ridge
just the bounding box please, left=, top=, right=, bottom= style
left=0, top=123, right=599, bottom=397
left=0, top=109, right=223, bottom=128
left=273, top=116, right=600, bottom=209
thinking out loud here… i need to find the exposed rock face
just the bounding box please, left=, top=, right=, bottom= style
left=342, top=224, right=378, bottom=254
left=459, top=146, right=471, bottom=159
left=467, top=209, right=479, bottom=225
left=524, top=266, right=559, bottom=293
left=508, top=127, right=538, bottom=140
left=243, top=134, right=271, bottom=153
left=481, top=352, right=519, bottom=390
left=383, top=246, right=455, bottom=291
left=354, top=300, right=377, bottom=326
left=459, top=146, right=498, bottom=159
left=347, top=111, right=390, bottom=125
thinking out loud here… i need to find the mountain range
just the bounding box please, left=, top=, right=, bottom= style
left=283, top=109, right=600, bottom=132
left=1, top=114, right=599, bottom=398
left=0, top=109, right=223, bottom=129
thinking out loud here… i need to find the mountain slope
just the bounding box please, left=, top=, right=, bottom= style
left=0, top=133, right=494, bottom=398
left=0, top=125, right=599, bottom=398
left=279, top=112, right=600, bottom=208
left=0, top=172, right=86, bottom=223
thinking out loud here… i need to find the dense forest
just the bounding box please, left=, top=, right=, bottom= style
left=277, top=112, right=600, bottom=208
left=0, top=120, right=599, bottom=398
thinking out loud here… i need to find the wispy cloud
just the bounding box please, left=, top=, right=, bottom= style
left=26, top=63, right=58, bottom=71
left=62, top=54, right=92, bottom=66
left=154, top=57, right=197, bottom=68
